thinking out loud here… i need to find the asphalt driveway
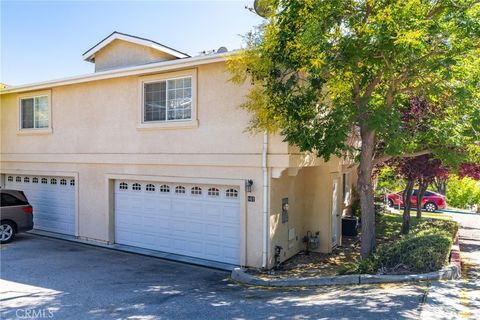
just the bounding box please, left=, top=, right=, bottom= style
left=0, top=234, right=432, bottom=319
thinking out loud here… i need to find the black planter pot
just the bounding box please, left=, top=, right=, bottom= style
left=342, top=216, right=359, bottom=236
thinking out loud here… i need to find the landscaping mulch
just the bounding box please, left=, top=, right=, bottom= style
left=247, top=236, right=361, bottom=279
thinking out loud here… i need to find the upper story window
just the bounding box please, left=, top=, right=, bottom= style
left=20, top=96, right=49, bottom=129
left=143, top=76, right=192, bottom=123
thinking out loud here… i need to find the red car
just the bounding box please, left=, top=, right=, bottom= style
left=387, top=190, right=446, bottom=212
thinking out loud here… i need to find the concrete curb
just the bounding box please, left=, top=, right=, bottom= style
left=231, top=265, right=461, bottom=287
left=232, top=232, right=462, bottom=287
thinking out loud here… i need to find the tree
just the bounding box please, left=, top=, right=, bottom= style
left=392, top=155, right=450, bottom=233
left=229, top=0, right=480, bottom=258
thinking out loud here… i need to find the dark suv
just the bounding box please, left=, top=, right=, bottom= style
left=0, top=189, right=34, bottom=243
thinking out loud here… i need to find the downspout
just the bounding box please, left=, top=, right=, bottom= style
left=262, top=131, right=269, bottom=269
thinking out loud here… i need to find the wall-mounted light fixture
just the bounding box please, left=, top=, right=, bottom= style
left=245, top=179, right=254, bottom=193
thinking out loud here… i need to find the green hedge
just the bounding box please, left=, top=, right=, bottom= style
left=376, top=229, right=453, bottom=273
left=339, top=218, right=459, bottom=275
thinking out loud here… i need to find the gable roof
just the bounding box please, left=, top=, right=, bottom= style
left=82, top=31, right=190, bottom=62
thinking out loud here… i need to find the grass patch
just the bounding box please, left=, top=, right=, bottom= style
left=339, top=213, right=459, bottom=275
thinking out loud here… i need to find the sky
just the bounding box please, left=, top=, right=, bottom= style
left=0, top=0, right=263, bottom=86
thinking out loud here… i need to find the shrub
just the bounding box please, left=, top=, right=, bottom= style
left=413, top=219, right=459, bottom=239
left=376, top=229, right=453, bottom=274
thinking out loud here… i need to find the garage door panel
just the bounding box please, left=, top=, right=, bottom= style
left=5, top=175, right=76, bottom=236
left=114, top=180, right=240, bottom=265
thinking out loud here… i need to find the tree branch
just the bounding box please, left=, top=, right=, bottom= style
left=373, top=149, right=433, bottom=166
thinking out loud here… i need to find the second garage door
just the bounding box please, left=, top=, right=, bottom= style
left=114, top=180, right=240, bottom=265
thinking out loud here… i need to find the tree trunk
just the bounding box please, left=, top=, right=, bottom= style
left=402, top=179, right=414, bottom=234
left=416, top=180, right=428, bottom=219
left=358, top=125, right=376, bottom=259
left=433, top=177, right=447, bottom=195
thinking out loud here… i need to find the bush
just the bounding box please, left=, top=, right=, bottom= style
left=376, top=230, right=453, bottom=273
left=413, top=219, right=459, bottom=239
left=446, top=175, right=480, bottom=209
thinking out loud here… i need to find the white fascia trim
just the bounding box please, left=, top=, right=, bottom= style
left=82, top=33, right=189, bottom=62
left=1, top=52, right=236, bottom=95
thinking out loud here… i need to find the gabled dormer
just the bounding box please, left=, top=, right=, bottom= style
left=82, top=31, right=190, bottom=72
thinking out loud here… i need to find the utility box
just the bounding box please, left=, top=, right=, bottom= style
left=342, top=216, right=359, bottom=236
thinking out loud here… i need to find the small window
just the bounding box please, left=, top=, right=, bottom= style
left=41, top=178, right=48, bottom=184
left=132, top=183, right=141, bottom=191
left=70, top=179, right=75, bottom=186
left=51, top=178, right=57, bottom=185
left=191, top=186, right=202, bottom=195
left=175, top=186, right=186, bottom=194
left=226, top=188, right=238, bottom=198
left=24, top=177, right=30, bottom=183
left=32, top=177, right=39, bottom=183
left=16, top=176, right=21, bottom=182
left=119, top=182, right=128, bottom=190
left=20, top=95, right=49, bottom=129
left=159, top=185, right=170, bottom=193
left=7, top=176, right=13, bottom=182
left=208, top=188, right=220, bottom=197
left=60, top=179, right=67, bottom=185
left=146, top=184, right=155, bottom=192
left=143, top=76, right=192, bottom=123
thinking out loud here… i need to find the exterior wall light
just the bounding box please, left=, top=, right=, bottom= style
left=245, top=179, right=254, bottom=193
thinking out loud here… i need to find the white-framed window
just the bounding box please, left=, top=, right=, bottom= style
left=175, top=186, right=186, bottom=194
left=24, top=177, right=30, bottom=183
left=20, top=95, right=50, bottom=129
left=208, top=187, right=220, bottom=197
left=32, top=177, right=39, bottom=183
left=70, top=179, right=75, bottom=186
left=226, top=188, right=238, bottom=198
left=41, top=178, right=48, bottom=184
left=60, top=179, right=67, bottom=185
left=51, top=178, right=57, bottom=185
left=16, top=176, right=21, bottom=182
left=119, top=182, right=128, bottom=190
left=159, top=185, right=170, bottom=193
left=143, top=76, right=192, bottom=123
left=146, top=184, right=155, bottom=192
left=7, top=176, right=13, bottom=182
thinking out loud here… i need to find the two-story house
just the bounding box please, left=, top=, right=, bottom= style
left=0, top=32, right=356, bottom=269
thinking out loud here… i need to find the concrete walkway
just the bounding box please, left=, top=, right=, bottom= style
left=420, top=213, right=480, bottom=319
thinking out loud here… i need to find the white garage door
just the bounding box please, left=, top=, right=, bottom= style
left=5, top=174, right=76, bottom=236
left=114, top=180, right=240, bottom=265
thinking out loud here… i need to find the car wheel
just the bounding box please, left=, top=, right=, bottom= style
left=424, top=202, right=438, bottom=213
left=387, top=199, right=394, bottom=207
left=0, top=221, right=15, bottom=244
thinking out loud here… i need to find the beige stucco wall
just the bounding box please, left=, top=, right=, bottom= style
left=93, top=39, right=178, bottom=72
left=0, top=59, right=353, bottom=268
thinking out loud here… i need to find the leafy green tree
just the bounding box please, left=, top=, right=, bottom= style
left=229, top=0, right=480, bottom=258
left=446, top=175, right=480, bottom=209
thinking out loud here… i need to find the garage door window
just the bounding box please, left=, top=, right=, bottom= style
left=24, top=177, right=30, bottom=183
left=51, top=178, right=57, bottom=185
left=175, top=186, right=186, bottom=194
left=191, top=186, right=202, bottom=195
left=41, top=178, right=48, bottom=184
left=146, top=184, right=155, bottom=192
left=160, top=185, right=170, bottom=193
left=33, top=177, right=39, bottom=183
left=70, top=180, right=75, bottom=186
left=7, top=176, right=13, bottom=182
left=132, top=183, right=141, bottom=191
left=226, top=188, right=238, bottom=198
left=16, top=176, right=21, bottom=182
left=208, top=188, right=220, bottom=197
left=119, top=182, right=128, bottom=190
